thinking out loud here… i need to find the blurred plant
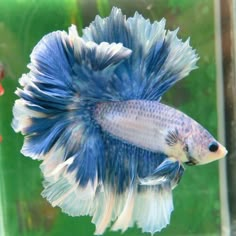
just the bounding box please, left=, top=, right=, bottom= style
left=97, top=0, right=111, bottom=17
left=16, top=199, right=59, bottom=234
left=167, top=0, right=194, bottom=11
left=66, top=0, right=83, bottom=34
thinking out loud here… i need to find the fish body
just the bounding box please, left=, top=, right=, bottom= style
left=12, top=8, right=227, bottom=235
left=95, top=100, right=227, bottom=165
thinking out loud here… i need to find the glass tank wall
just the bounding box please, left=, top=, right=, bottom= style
left=0, top=0, right=222, bottom=235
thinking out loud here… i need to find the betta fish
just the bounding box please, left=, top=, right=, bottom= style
left=12, top=7, right=227, bottom=235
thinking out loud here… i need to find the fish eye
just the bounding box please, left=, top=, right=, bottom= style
left=208, top=141, right=219, bottom=152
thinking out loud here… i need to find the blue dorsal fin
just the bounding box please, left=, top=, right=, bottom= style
left=82, top=7, right=199, bottom=101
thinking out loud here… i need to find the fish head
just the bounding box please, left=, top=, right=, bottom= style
left=183, top=121, right=227, bottom=165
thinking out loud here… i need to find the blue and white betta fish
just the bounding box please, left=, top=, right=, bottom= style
left=12, top=7, right=227, bottom=235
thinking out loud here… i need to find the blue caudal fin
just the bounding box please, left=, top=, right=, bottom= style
left=13, top=7, right=194, bottom=234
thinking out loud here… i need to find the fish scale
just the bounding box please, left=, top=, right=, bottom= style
left=94, top=100, right=190, bottom=156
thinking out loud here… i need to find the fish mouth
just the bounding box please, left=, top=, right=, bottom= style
left=216, top=143, right=228, bottom=158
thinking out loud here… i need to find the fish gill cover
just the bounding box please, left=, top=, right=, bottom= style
left=12, top=7, right=226, bottom=235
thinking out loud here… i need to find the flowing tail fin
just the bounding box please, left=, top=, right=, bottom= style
left=12, top=7, right=196, bottom=234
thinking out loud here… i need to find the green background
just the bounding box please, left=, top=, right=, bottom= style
left=0, top=0, right=220, bottom=235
